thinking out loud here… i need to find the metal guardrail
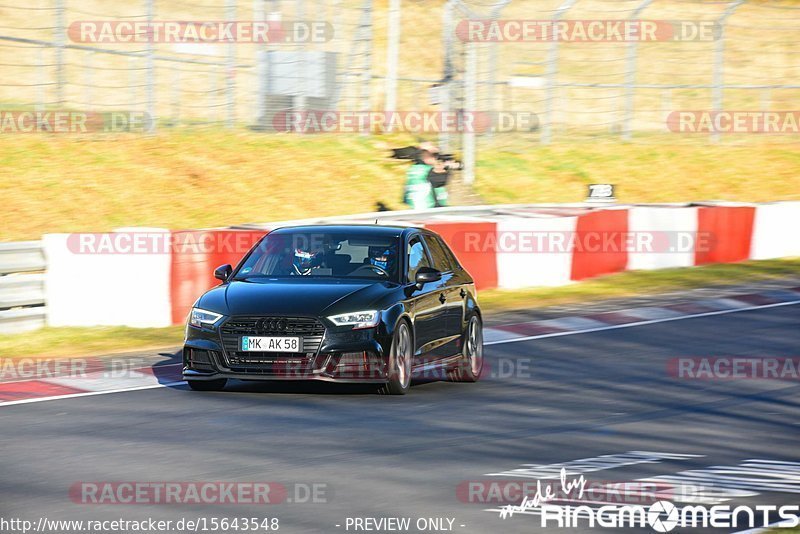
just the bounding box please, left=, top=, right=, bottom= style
left=0, top=241, right=46, bottom=334
left=0, top=241, right=46, bottom=275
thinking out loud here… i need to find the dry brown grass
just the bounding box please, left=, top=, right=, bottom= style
left=1, top=130, right=798, bottom=241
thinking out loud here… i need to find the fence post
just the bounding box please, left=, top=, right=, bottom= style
left=711, top=0, right=744, bottom=143
left=84, top=52, right=94, bottom=107
left=54, top=0, right=65, bottom=106
left=254, top=0, right=266, bottom=128
left=384, top=0, right=400, bottom=131
left=129, top=57, right=138, bottom=110
left=171, top=66, right=181, bottom=127
left=463, top=42, right=476, bottom=185
left=145, top=0, right=155, bottom=132
left=37, top=47, right=46, bottom=111
left=439, top=0, right=455, bottom=152
left=296, top=0, right=307, bottom=118
left=484, top=0, right=510, bottom=141
left=226, top=0, right=236, bottom=128
left=622, top=0, right=653, bottom=141
left=359, top=0, right=373, bottom=134
left=541, top=0, right=577, bottom=145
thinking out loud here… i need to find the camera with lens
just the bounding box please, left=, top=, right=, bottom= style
left=390, top=146, right=462, bottom=171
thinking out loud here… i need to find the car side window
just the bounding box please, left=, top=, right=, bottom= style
left=407, top=236, right=432, bottom=283
left=423, top=235, right=453, bottom=272
left=439, top=237, right=461, bottom=270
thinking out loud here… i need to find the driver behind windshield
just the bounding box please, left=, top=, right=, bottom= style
left=292, top=248, right=322, bottom=275
left=366, top=245, right=397, bottom=276
left=236, top=233, right=400, bottom=279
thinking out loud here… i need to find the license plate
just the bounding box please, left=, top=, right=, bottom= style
left=240, top=336, right=302, bottom=352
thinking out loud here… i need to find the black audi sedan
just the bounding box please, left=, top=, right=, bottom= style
left=182, top=224, right=483, bottom=394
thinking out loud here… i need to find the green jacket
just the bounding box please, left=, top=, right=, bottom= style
left=403, top=163, right=435, bottom=209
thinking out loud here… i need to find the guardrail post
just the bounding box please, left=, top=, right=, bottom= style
left=541, top=0, right=577, bottom=145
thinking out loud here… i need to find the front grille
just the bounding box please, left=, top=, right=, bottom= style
left=219, top=316, right=326, bottom=375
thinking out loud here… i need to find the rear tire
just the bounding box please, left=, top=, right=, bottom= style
left=380, top=321, right=412, bottom=395
left=187, top=378, right=227, bottom=391
left=450, top=315, right=483, bottom=382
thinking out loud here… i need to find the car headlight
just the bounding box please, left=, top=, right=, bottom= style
left=327, top=310, right=379, bottom=329
left=189, top=308, right=224, bottom=328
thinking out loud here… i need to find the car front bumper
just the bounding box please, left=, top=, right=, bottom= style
left=182, top=318, right=392, bottom=384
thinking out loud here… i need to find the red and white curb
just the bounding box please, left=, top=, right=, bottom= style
left=1, top=288, right=799, bottom=408
left=483, top=288, right=800, bottom=345
left=0, top=363, right=183, bottom=407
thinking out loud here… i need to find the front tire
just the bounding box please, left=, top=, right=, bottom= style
left=380, top=321, right=412, bottom=395
left=450, top=315, right=483, bottom=382
left=187, top=378, right=227, bottom=391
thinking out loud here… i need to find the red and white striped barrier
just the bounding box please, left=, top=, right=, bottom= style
left=169, top=229, right=266, bottom=325
left=40, top=202, right=800, bottom=328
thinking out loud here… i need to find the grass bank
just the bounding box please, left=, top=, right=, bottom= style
left=2, top=131, right=799, bottom=241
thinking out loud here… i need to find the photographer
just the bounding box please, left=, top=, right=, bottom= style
left=393, top=143, right=457, bottom=209
left=423, top=150, right=450, bottom=208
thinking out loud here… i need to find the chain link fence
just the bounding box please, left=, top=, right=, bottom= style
left=0, top=0, right=798, bottom=177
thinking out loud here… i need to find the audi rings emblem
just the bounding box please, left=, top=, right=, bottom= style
left=258, top=318, right=288, bottom=333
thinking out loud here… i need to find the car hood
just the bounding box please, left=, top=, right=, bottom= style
left=196, top=278, right=396, bottom=317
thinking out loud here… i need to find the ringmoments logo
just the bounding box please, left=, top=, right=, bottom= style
left=495, top=468, right=800, bottom=531
left=536, top=501, right=800, bottom=531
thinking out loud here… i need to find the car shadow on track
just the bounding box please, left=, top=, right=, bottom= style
left=151, top=350, right=183, bottom=384
left=150, top=350, right=454, bottom=395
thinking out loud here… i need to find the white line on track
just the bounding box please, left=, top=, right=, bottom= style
left=0, top=362, right=183, bottom=385
left=484, top=300, right=800, bottom=346
left=0, top=381, right=186, bottom=408
left=732, top=516, right=800, bottom=534
left=1, top=299, right=798, bottom=408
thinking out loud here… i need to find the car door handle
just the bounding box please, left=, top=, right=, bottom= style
left=460, top=288, right=467, bottom=299
left=439, top=293, right=446, bottom=304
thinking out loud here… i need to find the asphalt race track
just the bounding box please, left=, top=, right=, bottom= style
left=1, top=305, right=799, bottom=534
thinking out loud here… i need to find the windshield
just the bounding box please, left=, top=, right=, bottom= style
left=234, top=231, right=401, bottom=281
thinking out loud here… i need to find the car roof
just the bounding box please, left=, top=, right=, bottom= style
left=268, top=224, right=419, bottom=238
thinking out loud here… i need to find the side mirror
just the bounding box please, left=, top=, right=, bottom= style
left=414, top=266, right=442, bottom=289
left=214, top=264, right=232, bottom=281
